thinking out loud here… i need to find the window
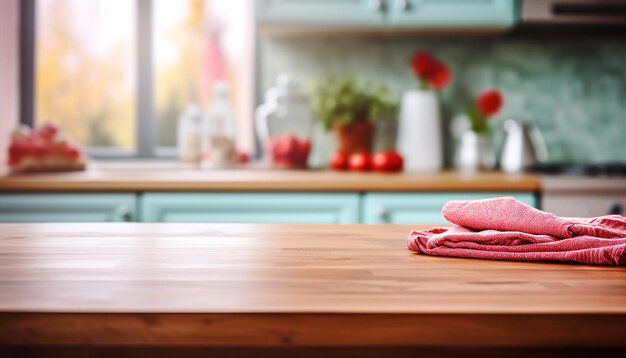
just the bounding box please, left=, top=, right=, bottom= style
left=35, top=0, right=136, bottom=152
left=26, top=0, right=254, bottom=158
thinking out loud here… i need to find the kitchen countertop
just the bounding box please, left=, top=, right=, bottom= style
left=0, top=162, right=541, bottom=192
left=1, top=223, right=624, bottom=352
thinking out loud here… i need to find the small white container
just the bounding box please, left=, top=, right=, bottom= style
left=177, top=104, right=202, bottom=164
left=396, top=90, right=443, bottom=172
left=455, top=130, right=495, bottom=172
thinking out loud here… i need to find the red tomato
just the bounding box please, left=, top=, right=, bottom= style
left=299, top=139, right=311, bottom=155
left=372, top=150, right=403, bottom=173
left=371, top=152, right=390, bottom=172
left=390, top=151, right=404, bottom=171
left=329, top=151, right=349, bottom=171
left=348, top=152, right=371, bottom=172
left=268, top=134, right=310, bottom=168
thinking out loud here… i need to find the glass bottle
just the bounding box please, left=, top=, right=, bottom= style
left=202, top=81, right=237, bottom=169
left=177, top=104, right=203, bottom=164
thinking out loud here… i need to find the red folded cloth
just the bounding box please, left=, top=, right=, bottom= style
left=407, top=197, right=626, bottom=265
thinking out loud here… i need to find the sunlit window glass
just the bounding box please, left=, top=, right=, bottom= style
left=35, top=0, right=136, bottom=150
left=153, top=0, right=253, bottom=151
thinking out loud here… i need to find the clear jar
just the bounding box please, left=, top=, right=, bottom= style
left=255, top=74, right=314, bottom=168
left=177, top=104, right=202, bottom=164
left=202, top=82, right=237, bottom=169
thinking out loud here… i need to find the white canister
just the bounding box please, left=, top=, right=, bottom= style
left=396, top=90, right=443, bottom=172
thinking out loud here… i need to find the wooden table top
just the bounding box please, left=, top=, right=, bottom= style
left=1, top=223, right=625, bottom=349
left=0, top=165, right=541, bottom=192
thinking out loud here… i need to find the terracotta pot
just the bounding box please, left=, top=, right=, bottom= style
left=334, top=121, right=375, bottom=154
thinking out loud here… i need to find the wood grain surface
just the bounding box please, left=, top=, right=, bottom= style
left=0, top=167, right=541, bottom=192
left=0, top=223, right=624, bottom=349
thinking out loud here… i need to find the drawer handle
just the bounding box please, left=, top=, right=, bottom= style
left=115, top=204, right=132, bottom=222
left=395, top=0, right=409, bottom=11
left=376, top=207, right=389, bottom=221
left=368, top=0, right=383, bottom=12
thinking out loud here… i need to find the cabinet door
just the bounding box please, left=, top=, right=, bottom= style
left=389, top=0, right=518, bottom=29
left=256, top=0, right=387, bottom=27
left=0, top=194, right=137, bottom=223
left=141, top=193, right=360, bottom=224
left=362, top=192, right=536, bottom=224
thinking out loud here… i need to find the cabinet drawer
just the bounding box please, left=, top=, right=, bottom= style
left=0, top=194, right=137, bottom=223
left=362, top=192, right=536, bottom=224
left=141, top=193, right=360, bottom=223
left=389, top=0, right=518, bottom=28
left=256, top=0, right=386, bottom=27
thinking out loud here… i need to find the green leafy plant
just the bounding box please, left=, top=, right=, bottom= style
left=310, top=77, right=397, bottom=130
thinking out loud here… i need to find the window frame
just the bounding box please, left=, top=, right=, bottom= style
left=20, top=0, right=178, bottom=159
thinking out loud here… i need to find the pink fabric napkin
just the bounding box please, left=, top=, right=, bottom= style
left=406, top=197, right=626, bottom=265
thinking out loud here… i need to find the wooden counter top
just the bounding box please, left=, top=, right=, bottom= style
left=0, top=223, right=624, bottom=352
left=0, top=165, right=541, bottom=192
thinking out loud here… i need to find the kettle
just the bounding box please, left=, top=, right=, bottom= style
left=500, top=119, right=548, bottom=173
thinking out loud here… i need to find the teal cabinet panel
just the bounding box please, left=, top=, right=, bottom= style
left=256, top=0, right=518, bottom=29
left=362, top=192, right=536, bottom=224
left=0, top=194, right=137, bottom=223
left=141, top=193, right=360, bottom=224
left=256, top=0, right=386, bottom=27
left=389, top=0, right=518, bottom=28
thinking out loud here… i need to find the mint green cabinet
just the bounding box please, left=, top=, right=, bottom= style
left=0, top=194, right=137, bottom=223
left=256, top=0, right=386, bottom=27
left=0, top=191, right=537, bottom=224
left=256, top=0, right=518, bottom=29
left=389, top=0, right=518, bottom=29
left=362, top=192, right=536, bottom=224
left=140, top=193, right=360, bottom=224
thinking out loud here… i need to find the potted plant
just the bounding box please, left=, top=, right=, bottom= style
left=311, top=77, right=396, bottom=154
left=454, top=89, right=504, bottom=171
left=397, top=51, right=451, bottom=172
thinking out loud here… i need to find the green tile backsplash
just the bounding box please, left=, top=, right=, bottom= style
left=258, top=35, right=626, bottom=166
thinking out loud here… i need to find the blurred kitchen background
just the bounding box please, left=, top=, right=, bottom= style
left=2, top=0, right=625, bottom=163
left=0, top=0, right=625, bottom=221
left=1, top=0, right=255, bottom=158
left=263, top=35, right=626, bottom=164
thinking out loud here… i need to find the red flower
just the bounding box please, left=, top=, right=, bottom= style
left=411, top=52, right=436, bottom=78
left=427, top=62, right=451, bottom=90
left=410, top=51, right=451, bottom=91
left=476, top=90, right=503, bottom=118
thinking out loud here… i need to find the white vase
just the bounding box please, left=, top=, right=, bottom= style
left=396, top=90, right=442, bottom=172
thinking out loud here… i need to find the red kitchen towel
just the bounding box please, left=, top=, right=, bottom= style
left=406, top=197, right=626, bottom=265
